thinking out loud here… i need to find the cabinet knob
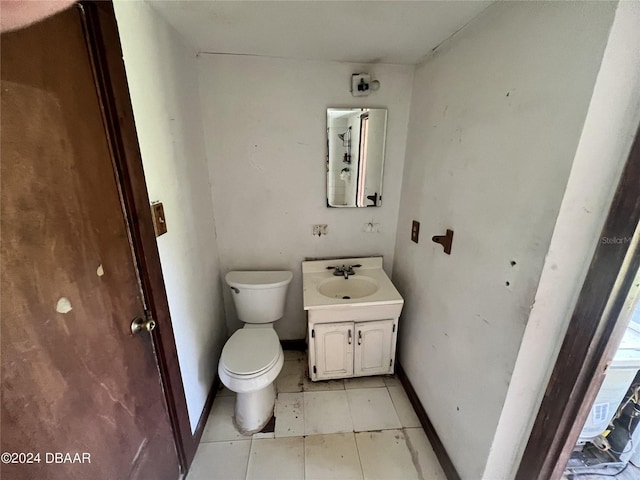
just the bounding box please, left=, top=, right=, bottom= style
left=348, top=329, right=352, bottom=345
left=358, top=330, right=362, bottom=345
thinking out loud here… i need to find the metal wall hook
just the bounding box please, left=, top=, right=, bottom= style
left=432, top=229, right=454, bottom=255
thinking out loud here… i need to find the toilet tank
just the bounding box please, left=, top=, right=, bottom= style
left=225, top=271, right=293, bottom=323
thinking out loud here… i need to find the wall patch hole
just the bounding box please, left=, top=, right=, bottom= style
left=96, top=264, right=104, bottom=277
left=510, top=261, right=516, bottom=266
left=56, top=297, right=73, bottom=314
left=505, top=281, right=510, bottom=287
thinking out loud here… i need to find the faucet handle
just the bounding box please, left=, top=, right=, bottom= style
left=327, top=264, right=358, bottom=276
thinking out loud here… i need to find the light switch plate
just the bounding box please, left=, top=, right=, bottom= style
left=411, top=220, right=420, bottom=243
left=151, top=202, right=168, bottom=237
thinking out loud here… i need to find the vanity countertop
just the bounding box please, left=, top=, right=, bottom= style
left=302, top=257, right=404, bottom=310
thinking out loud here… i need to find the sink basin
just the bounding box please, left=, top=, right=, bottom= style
left=318, top=276, right=378, bottom=299
left=302, top=257, right=404, bottom=315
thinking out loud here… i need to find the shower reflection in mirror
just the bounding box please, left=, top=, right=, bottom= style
left=326, top=108, right=387, bottom=208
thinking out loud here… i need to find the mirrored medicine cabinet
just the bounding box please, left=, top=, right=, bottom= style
left=326, top=108, right=387, bottom=208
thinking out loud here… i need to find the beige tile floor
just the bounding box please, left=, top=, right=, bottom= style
left=188, top=351, right=445, bottom=480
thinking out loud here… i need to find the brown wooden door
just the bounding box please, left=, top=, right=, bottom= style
left=1, top=7, right=180, bottom=480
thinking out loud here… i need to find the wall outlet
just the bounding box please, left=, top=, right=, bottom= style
left=363, top=222, right=381, bottom=233
left=411, top=220, right=420, bottom=243
left=312, top=224, right=328, bottom=236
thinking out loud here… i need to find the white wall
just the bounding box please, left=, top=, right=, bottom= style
left=484, top=2, right=640, bottom=477
left=198, top=56, right=413, bottom=339
left=391, top=2, right=617, bottom=478
left=113, top=1, right=227, bottom=432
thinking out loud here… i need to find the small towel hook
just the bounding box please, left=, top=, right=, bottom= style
left=432, top=229, right=454, bottom=255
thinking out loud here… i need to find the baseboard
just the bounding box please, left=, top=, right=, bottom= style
left=396, top=363, right=461, bottom=480
left=280, top=339, right=307, bottom=351
left=185, top=375, right=220, bottom=472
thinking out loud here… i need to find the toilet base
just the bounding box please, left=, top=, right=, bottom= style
left=233, top=382, right=276, bottom=435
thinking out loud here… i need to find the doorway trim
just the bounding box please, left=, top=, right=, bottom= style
left=78, top=1, right=197, bottom=471
left=516, top=126, right=640, bottom=478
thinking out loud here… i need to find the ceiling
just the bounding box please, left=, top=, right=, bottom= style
left=148, top=1, right=493, bottom=65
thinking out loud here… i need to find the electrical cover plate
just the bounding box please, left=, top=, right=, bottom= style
left=411, top=220, right=420, bottom=243
left=151, top=202, right=168, bottom=237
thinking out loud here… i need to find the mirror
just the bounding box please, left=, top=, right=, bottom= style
left=326, top=108, right=387, bottom=207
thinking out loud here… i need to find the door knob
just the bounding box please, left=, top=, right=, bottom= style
left=131, top=316, right=156, bottom=335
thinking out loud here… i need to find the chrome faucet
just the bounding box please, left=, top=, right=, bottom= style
left=333, top=265, right=355, bottom=279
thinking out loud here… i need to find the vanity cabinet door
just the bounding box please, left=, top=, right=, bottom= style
left=354, top=320, right=395, bottom=376
left=312, top=322, right=354, bottom=380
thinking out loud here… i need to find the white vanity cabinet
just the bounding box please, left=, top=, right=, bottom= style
left=309, top=317, right=398, bottom=381
left=302, top=257, right=404, bottom=382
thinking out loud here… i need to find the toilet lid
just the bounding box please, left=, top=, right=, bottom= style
left=221, top=329, right=280, bottom=375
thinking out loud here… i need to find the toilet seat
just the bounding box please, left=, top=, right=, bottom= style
left=220, top=328, right=280, bottom=377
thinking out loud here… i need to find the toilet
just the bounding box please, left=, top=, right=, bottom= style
left=218, top=270, right=293, bottom=434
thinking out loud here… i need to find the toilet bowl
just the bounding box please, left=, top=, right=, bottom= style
left=218, top=270, right=292, bottom=434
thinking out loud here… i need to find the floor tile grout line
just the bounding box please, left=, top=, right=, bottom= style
left=386, top=385, right=406, bottom=428
left=244, top=436, right=253, bottom=480
left=302, top=391, right=307, bottom=437
left=345, top=388, right=355, bottom=433
left=302, top=433, right=307, bottom=480
left=353, top=431, right=367, bottom=480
